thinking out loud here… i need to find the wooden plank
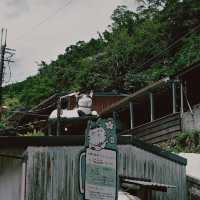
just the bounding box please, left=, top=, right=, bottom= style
left=132, top=113, right=180, bottom=134
left=141, top=125, right=181, bottom=141
left=129, top=102, right=134, bottom=129
left=119, top=113, right=180, bottom=136
left=134, top=120, right=180, bottom=137
left=149, top=92, right=154, bottom=122
left=120, top=113, right=181, bottom=144
left=145, top=131, right=179, bottom=144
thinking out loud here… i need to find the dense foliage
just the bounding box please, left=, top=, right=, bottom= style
left=159, top=131, right=200, bottom=153
left=3, top=0, right=200, bottom=114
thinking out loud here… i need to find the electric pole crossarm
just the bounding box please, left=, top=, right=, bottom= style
left=5, top=48, right=16, bottom=52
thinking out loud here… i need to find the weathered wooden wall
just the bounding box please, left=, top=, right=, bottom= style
left=26, top=145, right=187, bottom=200
left=93, top=96, right=125, bottom=114
left=0, top=149, right=23, bottom=200
left=122, top=113, right=181, bottom=144
left=119, top=145, right=187, bottom=200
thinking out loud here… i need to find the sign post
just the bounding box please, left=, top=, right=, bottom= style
left=79, top=118, right=118, bottom=200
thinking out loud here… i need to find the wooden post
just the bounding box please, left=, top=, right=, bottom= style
left=112, top=111, right=117, bottom=127
left=129, top=102, right=134, bottom=129
left=20, top=162, right=26, bottom=200
left=57, top=98, right=61, bottom=136
left=149, top=93, right=154, bottom=122
left=172, top=82, right=177, bottom=114
left=180, top=81, right=184, bottom=117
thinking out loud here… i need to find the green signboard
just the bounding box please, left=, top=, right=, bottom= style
left=79, top=118, right=118, bottom=200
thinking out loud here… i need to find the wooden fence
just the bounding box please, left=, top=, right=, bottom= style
left=121, top=113, right=181, bottom=144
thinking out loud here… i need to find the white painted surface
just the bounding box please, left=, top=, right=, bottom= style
left=179, top=153, right=200, bottom=180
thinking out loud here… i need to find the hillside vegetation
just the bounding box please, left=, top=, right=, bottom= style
left=3, top=0, right=200, bottom=114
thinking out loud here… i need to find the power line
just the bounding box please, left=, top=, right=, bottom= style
left=137, top=23, right=200, bottom=70
left=15, top=0, right=74, bottom=42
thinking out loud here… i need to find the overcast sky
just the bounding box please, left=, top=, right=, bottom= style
left=0, top=0, right=139, bottom=84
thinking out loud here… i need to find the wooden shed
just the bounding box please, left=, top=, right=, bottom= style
left=101, top=78, right=182, bottom=144
left=100, top=61, right=200, bottom=144
left=0, top=135, right=187, bottom=200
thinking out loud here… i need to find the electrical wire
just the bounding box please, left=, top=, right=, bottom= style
left=137, top=23, right=200, bottom=70
left=15, top=0, right=74, bottom=42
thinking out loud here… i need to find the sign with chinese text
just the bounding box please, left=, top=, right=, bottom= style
left=79, top=118, right=118, bottom=200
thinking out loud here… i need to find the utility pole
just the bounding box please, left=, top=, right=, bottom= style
left=0, top=28, right=6, bottom=117
left=0, top=28, right=15, bottom=121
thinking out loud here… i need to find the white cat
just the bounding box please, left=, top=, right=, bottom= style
left=49, top=91, right=98, bottom=119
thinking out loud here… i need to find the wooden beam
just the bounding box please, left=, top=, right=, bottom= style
left=180, top=81, right=184, bottom=117
left=172, top=82, right=177, bottom=113
left=57, top=98, right=61, bottom=136
left=112, top=111, right=117, bottom=122
left=20, top=162, right=26, bottom=200
left=149, top=93, right=154, bottom=122
left=129, top=102, right=134, bottom=129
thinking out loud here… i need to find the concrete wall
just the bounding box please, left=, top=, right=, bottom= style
left=0, top=149, right=24, bottom=200
left=182, top=103, right=200, bottom=131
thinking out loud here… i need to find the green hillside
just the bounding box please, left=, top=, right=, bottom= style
left=3, top=0, right=200, bottom=115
